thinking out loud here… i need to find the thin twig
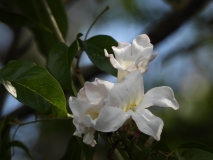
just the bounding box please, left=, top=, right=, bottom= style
left=10, top=117, right=73, bottom=157
left=41, top=0, right=64, bottom=43
left=144, top=136, right=155, bottom=148
left=41, top=0, right=85, bottom=86
left=84, top=6, right=109, bottom=40
left=76, top=6, right=109, bottom=69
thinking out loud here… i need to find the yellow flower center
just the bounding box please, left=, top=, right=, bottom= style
left=124, top=102, right=136, bottom=112
left=88, top=111, right=99, bottom=120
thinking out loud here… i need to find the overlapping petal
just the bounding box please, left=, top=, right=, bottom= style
left=83, top=128, right=97, bottom=147
left=70, top=67, right=179, bottom=145
left=69, top=78, right=114, bottom=147
left=94, top=71, right=178, bottom=141
left=94, top=106, right=131, bottom=132
left=105, top=34, right=157, bottom=81
left=104, top=70, right=144, bottom=111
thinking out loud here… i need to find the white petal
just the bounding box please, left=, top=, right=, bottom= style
left=73, top=119, right=85, bottom=136
left=73, top=131, right=81, bottom=137
left=104, top=70, right=144, bottom=111
left=132, top=34, right=153, bottom=58
left=104, top=49, right=126, bottom=70
left=78, top=87, right=90, bottom=103
left=140, top=86, right=179, bottom=110
left=94, top=106, right=131, bottom=132
left=83, top=114, right=97, bottom=127
left=117, top=70, right=129, bottom=82
left=95, top=78, right=114, bottom=92
left=126, top=52, right=158, bottom=73
left=112, top=42, right=132, bottom=67
left=69, top=97, right=93, bottom=118
left=84, top=80, right=107, bottom=105
left=83, top=129, right=97, bottom=147
left=130, top=109, right=164, bottom=141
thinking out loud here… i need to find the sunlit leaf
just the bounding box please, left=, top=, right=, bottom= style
left=0, top=60, right=67, bottom=117
left=6, top=140, right=35, bottom=160
left=79, top=35, right=118, bottom=76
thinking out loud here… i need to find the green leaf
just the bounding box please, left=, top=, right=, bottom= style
left=180, top=149, right=213, bottom=160
left=0, top=60, right=67, bottom=117
left=178, top=142, right=213, bottom=154
left=6, top=140, right=35, bottom=160
left=134, top=149, right=150, bottom=160
left=152, top=141, right=171, bottom=152
left=48, top=34, right=82, bottom=96
left=0, top=117, right=12, bottom=159
left=46, top=0, right=67, bottom=38
left=148, top=141, right=173, bottom=160
left=80, top=35, right=118, bottom=76
left=0, top=8, right=52, bottom=33
left=175, top=151, right=186, bottom=160
left=13, top=0, right=68, bottom=56
left=60, top=136, right=82, bottom=160
left=177, top=142, right=213, bottom=160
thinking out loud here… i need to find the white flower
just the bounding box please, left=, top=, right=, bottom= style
left=94, top=70, right=179, bottom=140
left=69, top=78, right=114, bottom=146
left=105, top=34, right=157, bottom=82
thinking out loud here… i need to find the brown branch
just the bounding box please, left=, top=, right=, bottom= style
left=147, top=0, right=211, bottom=45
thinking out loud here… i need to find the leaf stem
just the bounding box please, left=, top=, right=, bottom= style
left=10, top=117, right=73, bottom=157
left=145, top=136, right=155, bottom=148
left=41, top=0, right=85, bottom=86
left=76, top=6, right=109, bottom=69
left=119, top=132, right=134, bottom=159
left=41, top=0, right=64, bottom=43
left=11, top=117, right=73, bottom=141
left=84, top=6, right=109, bottom=40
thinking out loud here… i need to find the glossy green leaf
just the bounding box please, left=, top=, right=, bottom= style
left=178, top=142, right=213, bottom=154
left=48, top=34, right=82, bottom=96
left=149, top=141, right=171, bottom=160
left=177, top=142, right=213, bottom=160
left=13, top=0, right=68, bottom=55
left=0, top=60, right=67, bottom=117
left=6, top=140, right=35, bottom=160
left=48, top=42, right=77, bottom=96
left=180, top=149, right=213, bottom=160
left=152, top=141, right=171, bottom=152
left=0, top=9, right=52, bottom=33
left=61, top=136, right=82, bottom=160
left=80, top=35, right=118, bottom=76
left=175, top=151, right=186, bottom=160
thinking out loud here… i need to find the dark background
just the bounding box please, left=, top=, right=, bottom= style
left=0, top=0, right=213, bottom=159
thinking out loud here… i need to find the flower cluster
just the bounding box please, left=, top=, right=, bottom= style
left=69, top=34, right=179, bottom=147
